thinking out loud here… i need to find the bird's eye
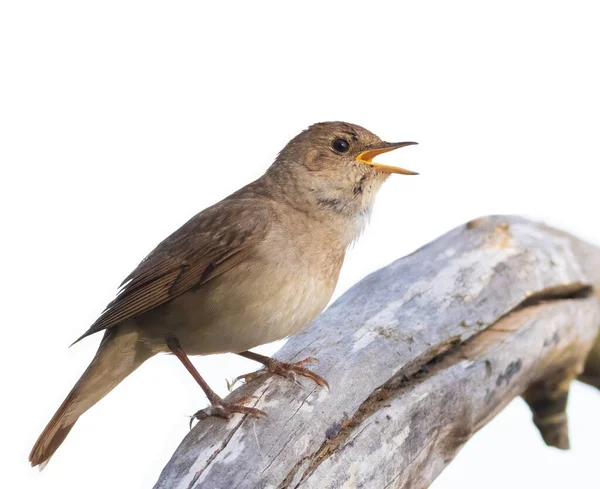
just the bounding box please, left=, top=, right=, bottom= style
left=332, top=138, right=350, bottom=153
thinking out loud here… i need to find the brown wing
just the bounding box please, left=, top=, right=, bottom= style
left=71, top=198, right=271, bottom=344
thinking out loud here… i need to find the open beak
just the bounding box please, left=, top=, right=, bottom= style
left=356, top=141, right=419, bottom=175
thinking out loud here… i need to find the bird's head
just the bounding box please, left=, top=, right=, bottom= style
left=266, top=122, right=417, bottom=223
left=277, top=121, right=417, bottom=178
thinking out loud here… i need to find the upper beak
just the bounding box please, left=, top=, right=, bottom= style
left=356, top=141, right=419, bottom=175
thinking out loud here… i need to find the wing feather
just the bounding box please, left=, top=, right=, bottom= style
left=71, top=199, right=271, bottom=344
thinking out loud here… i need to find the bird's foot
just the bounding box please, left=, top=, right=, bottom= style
left=228, top=357, right=329, bottom=391
left=191, top=396, right=266, bottom=427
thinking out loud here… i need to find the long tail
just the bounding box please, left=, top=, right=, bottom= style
left=29, top=322, right=153, bottom=468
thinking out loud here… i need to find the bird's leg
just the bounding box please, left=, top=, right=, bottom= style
left=165, top=334, right=266, bottom=421
left=229, top=350, right=329, bottom=391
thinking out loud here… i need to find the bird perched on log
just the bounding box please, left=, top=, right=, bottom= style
left=29, top=121, right=418, bottom=467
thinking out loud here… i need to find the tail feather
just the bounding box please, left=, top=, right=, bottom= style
left=29, top=390, right=79, bottom=469
left=29, top=323, right=152, bottom=467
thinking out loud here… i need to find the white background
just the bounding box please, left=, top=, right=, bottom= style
left=2, top=1, right=599, bottom=488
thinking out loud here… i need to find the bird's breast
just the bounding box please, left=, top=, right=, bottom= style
left=141, top=227, right=345, bottom=356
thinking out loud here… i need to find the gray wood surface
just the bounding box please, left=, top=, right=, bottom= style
left=154, top=216, right=600, bottom=489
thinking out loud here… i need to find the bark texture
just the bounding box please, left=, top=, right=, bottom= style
left=154, top=216, right=600, bottom=489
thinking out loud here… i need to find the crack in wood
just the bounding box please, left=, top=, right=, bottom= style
left=185, top=387, right=269, bottom=489
left=185, top=415, right=247, bottom=489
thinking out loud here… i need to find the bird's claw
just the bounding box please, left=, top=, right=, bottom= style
left=189, top=396, right=266, bottom=428
left=229, top=356, right=329, bottom=391
left=227, top=366, right=278, bottom=391
left=271, top=357, right=329, bottom=390
left=227, top=372, right=261, bottom=391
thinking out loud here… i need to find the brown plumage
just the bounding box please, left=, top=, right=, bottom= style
left=29, top=121, right=417, bottom=467
left=72, top=200, right=271, bottom=344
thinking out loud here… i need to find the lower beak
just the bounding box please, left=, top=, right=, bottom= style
left=356, top=141, right=418, bottom=175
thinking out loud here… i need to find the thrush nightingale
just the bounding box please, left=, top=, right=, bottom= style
left=29, top=121, right=417, bottom=467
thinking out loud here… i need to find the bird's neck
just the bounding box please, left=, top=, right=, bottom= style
left=255, top=164, right=386, bottom=247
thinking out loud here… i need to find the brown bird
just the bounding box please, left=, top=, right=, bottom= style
left=29, top=121, right=417, bottom=467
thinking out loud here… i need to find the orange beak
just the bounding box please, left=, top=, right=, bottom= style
left=356, top=141, right=418, bottom=175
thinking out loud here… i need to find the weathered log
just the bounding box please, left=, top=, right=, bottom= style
left=154, top=216, right=600, bottom=489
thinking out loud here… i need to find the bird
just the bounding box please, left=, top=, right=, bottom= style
left=29, top=121, right=418, bottom=468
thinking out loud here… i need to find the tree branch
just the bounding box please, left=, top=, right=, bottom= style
left=154, top=216, right=600, bottom=489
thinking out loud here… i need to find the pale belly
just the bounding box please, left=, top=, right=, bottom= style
left=137, top=243, right=342, bottom=355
